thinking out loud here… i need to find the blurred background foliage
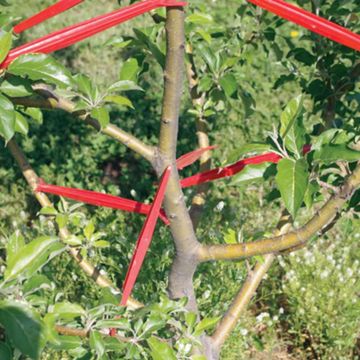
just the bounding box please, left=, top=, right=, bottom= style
left=0, top=0, right=359, bottom=359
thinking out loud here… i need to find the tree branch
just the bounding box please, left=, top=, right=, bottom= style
left=185, top=42, right=213, bottom=228
left=55, top=325, right=132, bottom=343
left=10, top=92, right=156, bottom=163
left=210, top=211, right=292, bottom=351
left=6, top=139, right=142, bottom=309
left=199, top=163, right=360, bottom=262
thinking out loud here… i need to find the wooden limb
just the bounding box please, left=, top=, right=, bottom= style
left=55, top=325, right=131, bottom=343
left=185, top=42, right=212, bottom=228
left=210, top=212, right=292, bottom=351
left=6, top=139, right=142, bottom=309
left=199, top=163, right=360, bottom=262
left=10, top=92, right=156, bottom=163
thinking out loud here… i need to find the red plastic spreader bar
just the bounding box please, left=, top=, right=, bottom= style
left=181, top=145, right=312, bottom=188
left=247, top=0, right=360, bottom=51
left=1, top=0, right=186, bottom=69
left=120, top=166, right=171, bottom=306
left=176, top=145, right=217, bottom=170
left=13, top=0, right=85, bottom=34
left=36, top=179, right=169, bottom=225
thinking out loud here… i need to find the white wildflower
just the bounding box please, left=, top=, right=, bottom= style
left=240, top=328, right=248, bottom=336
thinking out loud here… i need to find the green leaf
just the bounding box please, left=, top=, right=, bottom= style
left=25, top=242, right=65, bottom=279
left=89, top=331, right=105, bottom=358
left=96, top=318, right=131, bottom=330
left=198, top=45, right=219, bottom=74
left=74, top=74, right=98, bottom=101
left=6, top=231, right=25, bottom=263
left=0, top=31, right=12, bottom=64
left=39, top=206, right=58, bottom=216
left=194, top=317, right=221, bottom=336
left=102, top=337, right=127, bottom=352
left=93, top=240, right=110, bottom=248
left=227, top=143, right=274, bottom=163
left=0, top=77, right=33, bottom=97
left=147, top=336, right=177, bottom=360
left=0, top=93, right=15, bottom=141
left=0, top=300, right=45, bottom=359
left=52, top=302, right=86, bottom=320
left=63, top=235, right=82, bottom=246
left=275, top=158, right=309, bottom=218
left=91, top=107, right=110, bottom=128
left=186, top=13, right=213, bottom=25
left=219, top=73, right=237, bottom=98
left=304, top=181, right=319, bottom=209
left=140, top=314, right=166, bottom=338
left=313, top=144, right=360, bottom=164
left=230, top=163, right=270, bottom=186
left=184, top=312, right=197, bottom=329
left=55, top=213, right=68, bottom=229
left=223, top=229, right=237, bottom=244
left=196, top=30, right=212, bottom=44
left=106, top=38, right=132, bottom=48
left=284, top=120, right=306, bottom=158
left=280, top=96, right=305, bottom=157
left=108, top=80, right=143, bottom=93
left=5, top=236, right=59, bottom=281
left=104, top=95, right=134, bottom=109
left=84, top=220, right=95, bottom=240
left=0, top=342, right=12, bottom=360
left=22, top=107, right=43, bottom=124
left=133, top=28, right=166, bottom=69
left=280, top=95, right=303, bottom=138
left=49, top=335, right=83, bottom=350
left=8, top=54, right=73, bottom=88
left=119, top=58, right=139, bottom=82
left=23, top=274, right=52, bottom=295
left=14, top=111, right=28, bottom=135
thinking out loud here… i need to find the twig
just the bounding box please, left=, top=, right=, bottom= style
left=55, top=325, right=132, bottom=343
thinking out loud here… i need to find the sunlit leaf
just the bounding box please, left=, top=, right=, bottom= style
left=275, top=158, right=308, bottom=218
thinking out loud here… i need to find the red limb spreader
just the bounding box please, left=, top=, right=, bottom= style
left=13, top=0, right=85, bottom=34
left=247, top=0, right=360, bottom=51
left=180, top=145, right=312, bottom=188
left=36, top=179, right=169, bottom=225
left=1, top=0, right=187, bottom=69
left=120, top=166, right=171, bottom=306
left=176, top=145, right=217, bottom=170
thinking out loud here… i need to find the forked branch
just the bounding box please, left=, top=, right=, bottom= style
left=199, top=163, right=360, bottom=262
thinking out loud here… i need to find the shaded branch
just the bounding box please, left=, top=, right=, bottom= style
left=199, top=163, right=360, bottom=262
left=210, top=211, right=292, bottom=351
left=185, top=42, right=212, bottom=228
left=10, top=92, right=155, bottom=163
left=6, top=139, right=142, bottom=309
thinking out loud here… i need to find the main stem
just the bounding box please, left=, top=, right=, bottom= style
left=158, top=7, right=201, bottom=313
